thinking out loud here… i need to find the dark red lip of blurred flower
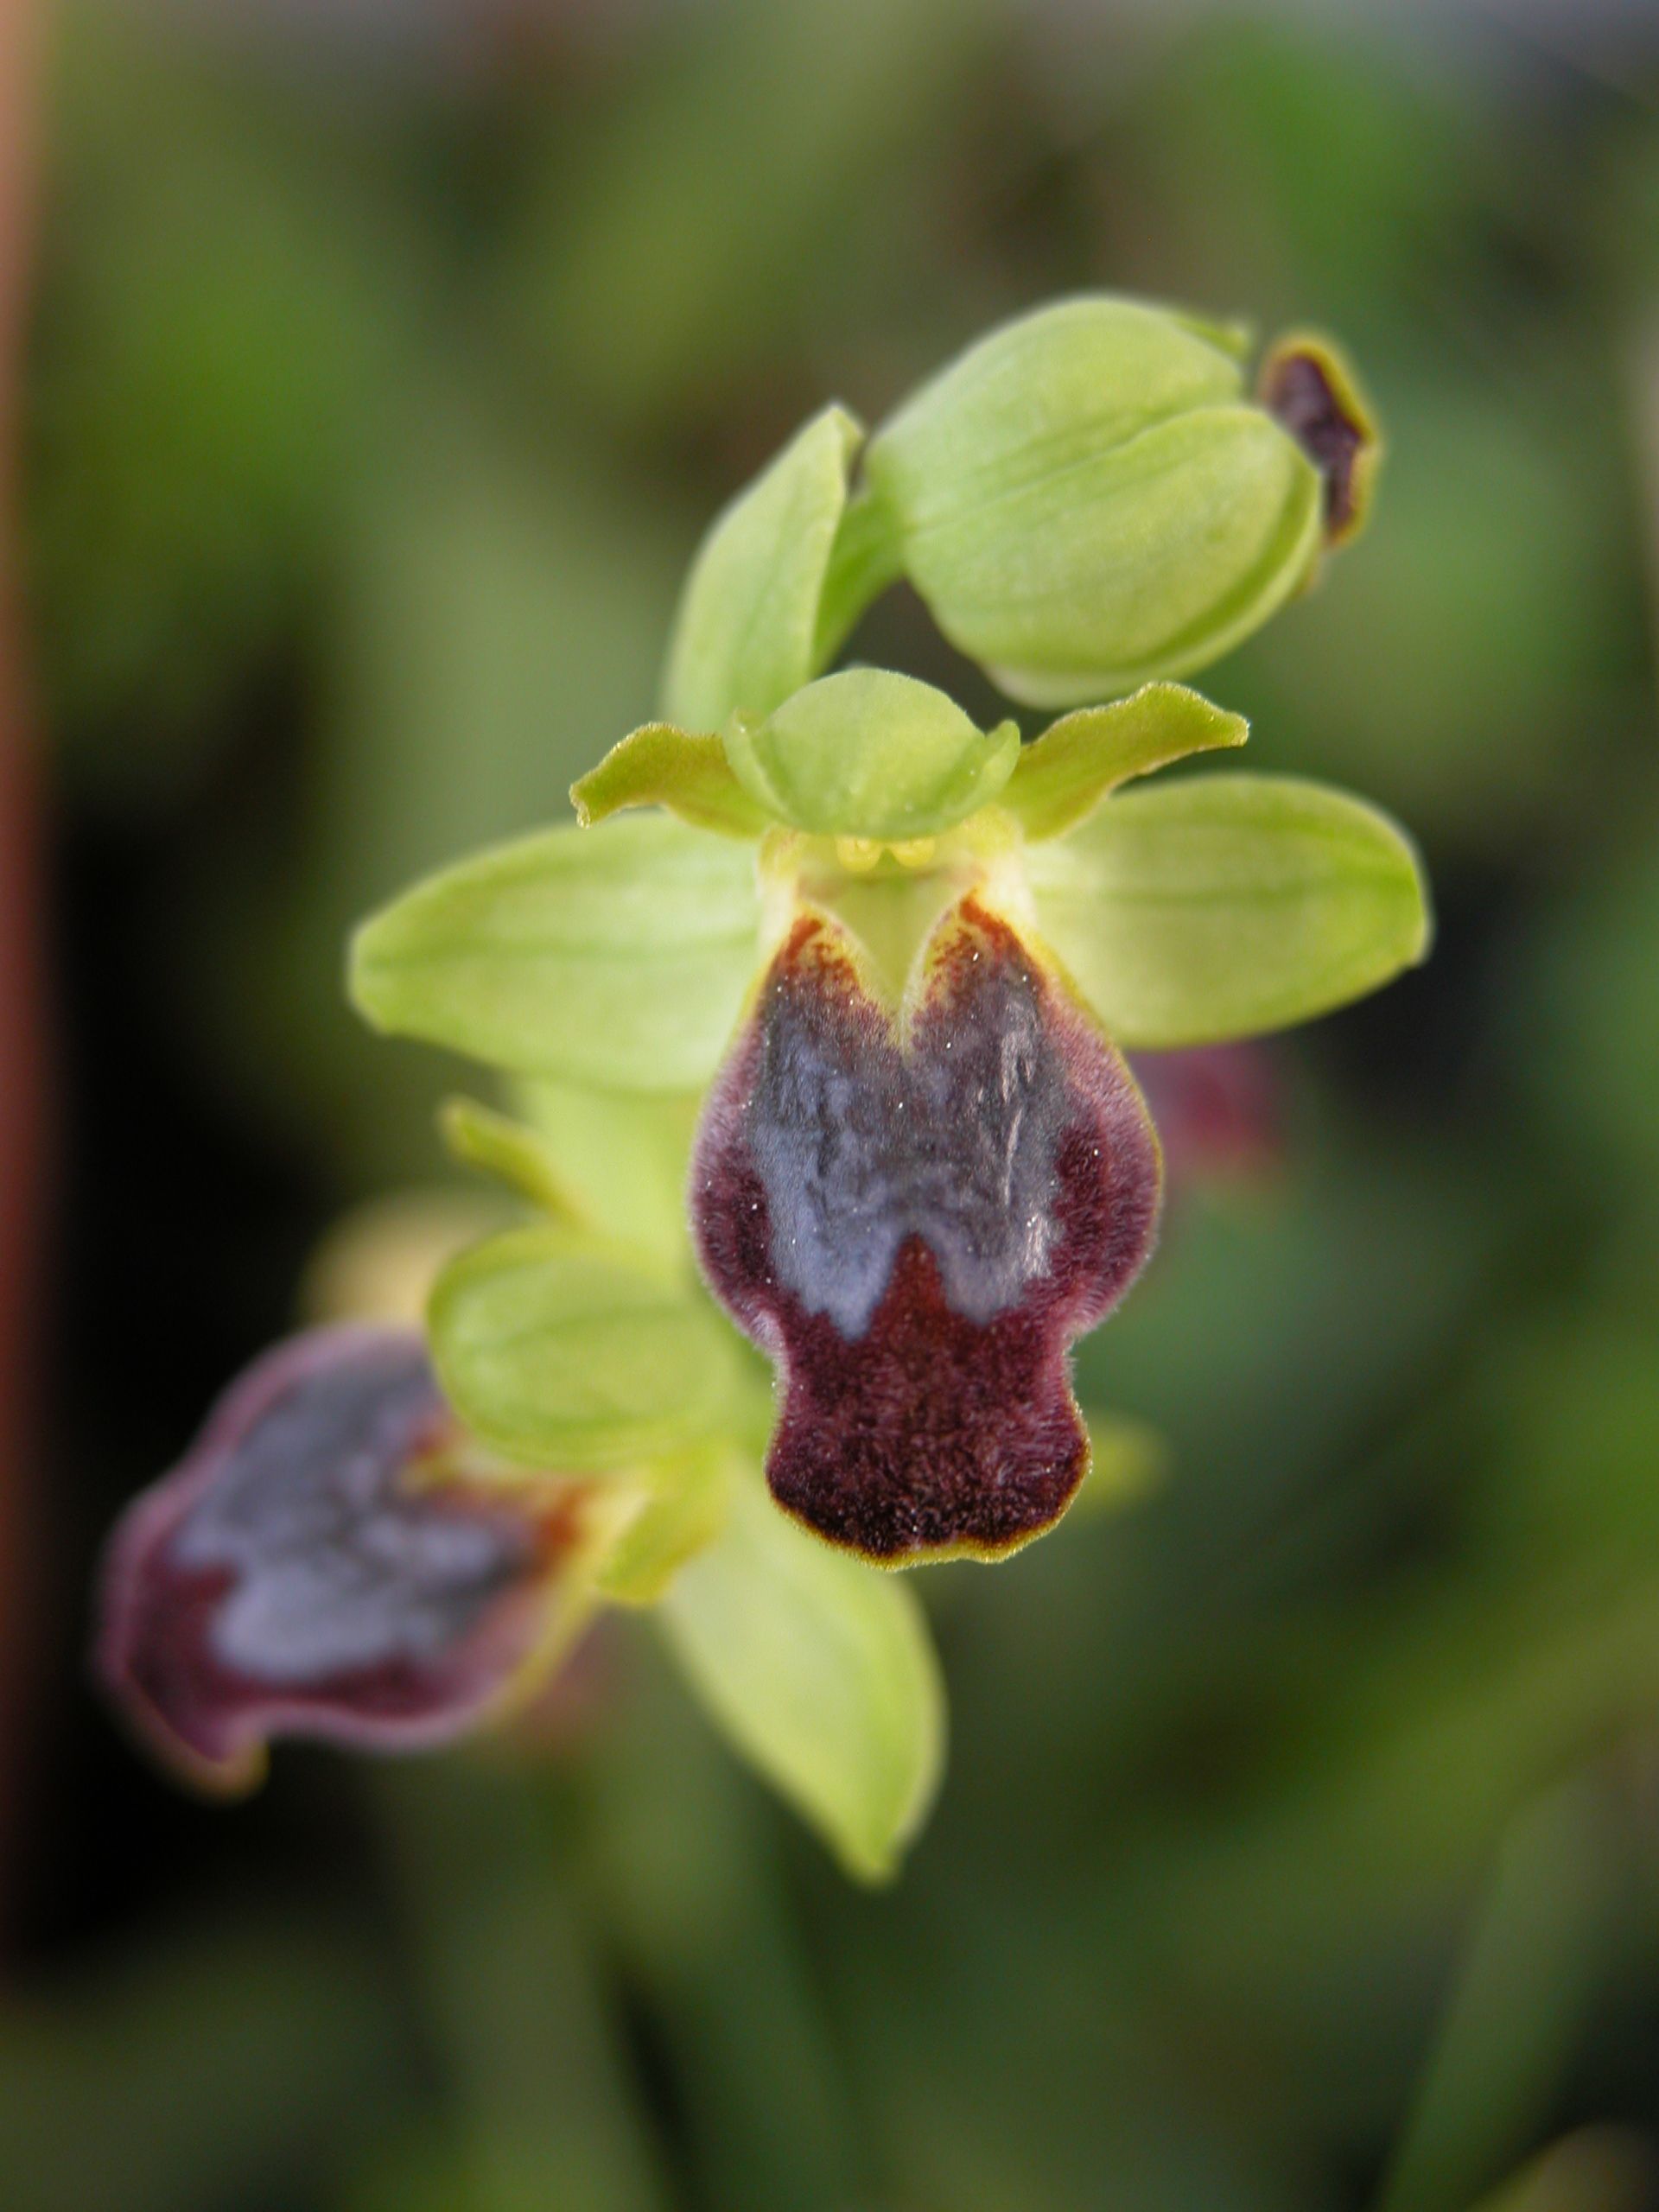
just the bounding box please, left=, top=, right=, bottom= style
left=691, top=893, right=1163, bottom=1566
left=1130, top=1043, right=1282, bottom=1188
left=95, top=1325, right=582, bottom=1790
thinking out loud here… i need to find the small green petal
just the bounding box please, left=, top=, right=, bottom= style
left=1004, top=682, right=1249, bottom=842
left=1027, top=772, right=1431, bottom=1047
left=571, top=722, right=770, bottom=838
left=443, top=1087, right=702, bottom=1278
left=659, top=1476, right=945, bottom=1883
left=429, top=1224, right=741, bottom=1469
left=347, top=815, right=760, bottom=1092
left=662, top=404, right=863, bottom=730
left=595, top=1441, right=738, bottom=1607
left=722, top=667, right=1020, bottom=841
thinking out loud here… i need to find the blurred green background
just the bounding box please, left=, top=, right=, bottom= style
left=8, top=1, right=1659, bottom=2207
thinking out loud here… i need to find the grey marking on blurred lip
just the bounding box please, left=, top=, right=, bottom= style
left=172, top=1338, right=533, bottom=1683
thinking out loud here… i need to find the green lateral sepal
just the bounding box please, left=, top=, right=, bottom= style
left=348, top=814, right=760, bottom=1091
left=1025, top=772, right=1432, bottom=1047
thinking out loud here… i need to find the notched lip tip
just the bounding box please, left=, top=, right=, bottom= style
left=93, top=1611, right=264, bottom=1801
left=110, top=1687, right=267, bottom=1802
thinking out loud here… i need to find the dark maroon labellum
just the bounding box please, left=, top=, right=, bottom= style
left=691, top=895, right=1162, bottom=1563
left=96, top=1325, right=582, bottom=1787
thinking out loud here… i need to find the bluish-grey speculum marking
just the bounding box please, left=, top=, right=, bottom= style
left=747, top=938, right=1066, bottom=1334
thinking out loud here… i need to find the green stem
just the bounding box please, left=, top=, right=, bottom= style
left=1376, top=1782, right=1616, bottom=2212
left=589, top=1648, right=865, bottom=2212
left=368, top=1761, right=674, bottom=2212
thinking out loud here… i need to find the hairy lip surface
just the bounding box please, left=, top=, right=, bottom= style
left=692, top=895, right=1162, bottom=1562
left=97, top=1325, right=578, bottom=1786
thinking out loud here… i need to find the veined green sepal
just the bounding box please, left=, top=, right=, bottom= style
left=658, top=1474, right=945, bottom=1883
left=1025, top=771, right=1432, bottom=1047
left=347, top=814, right=761, bottom=1091
left=429, top=1223, right=741, bottom=1470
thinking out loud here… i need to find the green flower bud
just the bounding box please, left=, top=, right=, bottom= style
left=856, top=296, right=1371, bottom=707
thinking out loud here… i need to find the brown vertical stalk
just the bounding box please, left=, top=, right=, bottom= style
left=0, top=0, right=44, bottom=1948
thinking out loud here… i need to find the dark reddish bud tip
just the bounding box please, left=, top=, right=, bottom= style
left=1261, top=337, right=1379, bottom=547
left=691, top=897, right=1162, bottom=1564
left=95, top=1325, right=582, bottom=1789
left=1131, top=1044, right=1281, bottom=1186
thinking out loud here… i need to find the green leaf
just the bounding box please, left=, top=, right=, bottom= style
left=863, top=297, right=1325, bottom=706
left=595, top=1442, right=739, bottom=1607
left=659, top=1478, right=946, bottom=1882
left=723, top=668, right=1019, bottom=841
left=571, top=723, right=770, bottom=837
left=662, top=404, right=863, bottom=730
left=516, top=1078, right=701, bottom=1267
left=429, top=1224, right=741, bottom=1469
left=1026, top=772, right=1430, bottom=1047
left=348, top=815, right=760, bottom=1091
left=1004, top=683, right=1248, bottom=841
